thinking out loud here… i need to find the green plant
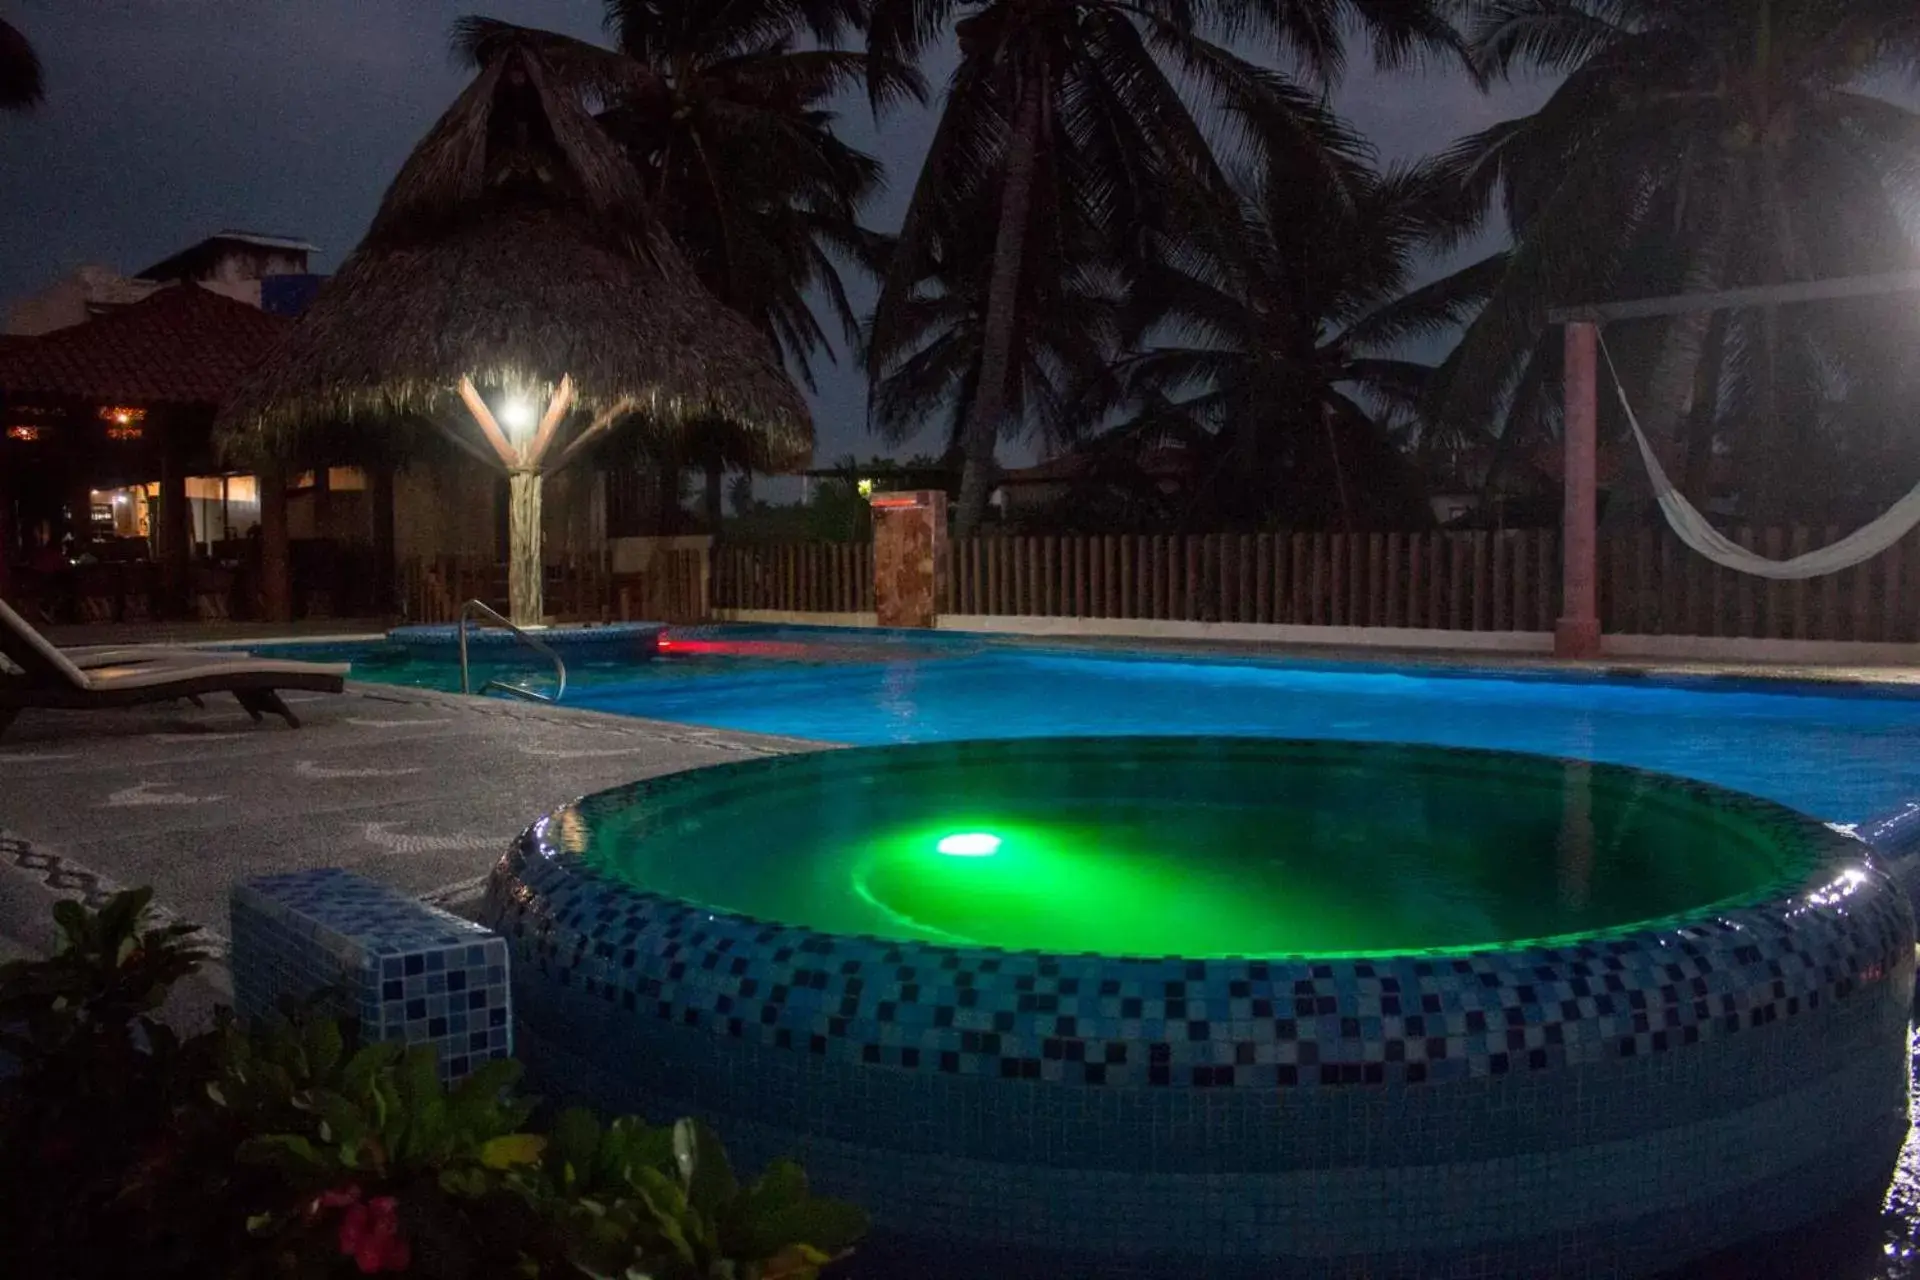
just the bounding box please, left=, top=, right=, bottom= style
left=0, top=889, right=231, bottom=1279
left=0, top=890, right=867, bottom=1280
left=526, top=1108, right=866, bottom=1280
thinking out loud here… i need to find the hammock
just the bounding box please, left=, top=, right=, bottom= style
left=1600, top=335, right=1920, bottom=580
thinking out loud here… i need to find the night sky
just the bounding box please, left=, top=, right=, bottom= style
left=0, top=1, right=1554, bottom=465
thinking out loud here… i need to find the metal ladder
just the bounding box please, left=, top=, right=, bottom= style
left=458, top=599, right=567, bottom=703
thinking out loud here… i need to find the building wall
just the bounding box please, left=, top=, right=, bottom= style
left=190, top=247, right=308, bottom=285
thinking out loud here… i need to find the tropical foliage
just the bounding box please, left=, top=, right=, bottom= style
left=1099, top=98, right=1499, bottom=528
left=1438, top=0, right=1920, bottom=522
left=429, top=0, right=1920, bottom=534
left=865, top=0, right=1470, bottom=532
left=0, top=890, right=864, bottom=1280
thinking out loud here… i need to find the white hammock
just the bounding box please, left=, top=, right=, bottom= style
left=1601, top=335, right=1920, bottom=580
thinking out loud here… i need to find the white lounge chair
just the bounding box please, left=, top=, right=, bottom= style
left=0, top=598, right=348, bottom=738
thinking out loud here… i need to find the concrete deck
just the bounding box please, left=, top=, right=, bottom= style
left=0, top=683, right=824, bottom=1012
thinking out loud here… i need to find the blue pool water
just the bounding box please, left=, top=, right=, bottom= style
left=258, top=626, right=1920, bottom=823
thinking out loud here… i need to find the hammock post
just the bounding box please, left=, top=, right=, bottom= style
left=1556, top=320, right=1602, bottom=659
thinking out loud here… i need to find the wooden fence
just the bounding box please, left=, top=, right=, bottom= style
left=397, top=556, right=615, bottom=623
left=1595, top=524, right=1920, bottom=642
left=711, top=542, right=874, bottom=614
left=398, top=552, right=710, bottom=624
left=943, top=532, right=1561, bottom=631
left=612, top=549, right=707, bottom=623
left=399, top=522, right=1920, bottom=642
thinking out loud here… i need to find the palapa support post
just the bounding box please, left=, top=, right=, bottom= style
left=506, top=470, right=544, bottom=627
left=456, top=374, right=574, bottom=627
left=1555, top=320, right=1601, bottom=660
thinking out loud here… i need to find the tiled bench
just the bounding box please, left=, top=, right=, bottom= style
left=231, top=868, right=511, bottom=1082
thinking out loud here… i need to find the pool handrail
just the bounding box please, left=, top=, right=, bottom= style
left=457, top=600, right=567, bottom=704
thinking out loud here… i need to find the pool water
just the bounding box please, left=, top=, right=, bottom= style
left=559, top=738, right=1824, bottom=956
left=261, top=627, right=1920, bottom=822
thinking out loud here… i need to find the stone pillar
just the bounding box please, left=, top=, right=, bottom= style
left=1555, top=320, right=1601, bottom=659
left=871, top=490, right=948, bottom=628
left=259, top=462, right=292, bottom=623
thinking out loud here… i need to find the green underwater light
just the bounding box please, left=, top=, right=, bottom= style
left=936, top=832, right=1002, bottom=857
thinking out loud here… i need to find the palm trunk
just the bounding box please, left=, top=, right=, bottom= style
left=954, top=73, right=1046, bottom=537
left=507, top=470, right=544, bottom=627
left=1679, top=309, right=1730, bottom=506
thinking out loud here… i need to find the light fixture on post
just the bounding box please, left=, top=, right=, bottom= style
left=455, top=375, right=581, bottom=627
left=500, top=398, right=536, bottom=437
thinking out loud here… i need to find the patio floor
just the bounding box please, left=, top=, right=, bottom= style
left=0, top=683, right=823, bottom=1012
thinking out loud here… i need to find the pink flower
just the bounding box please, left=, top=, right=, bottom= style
left=338, top=1195, right=411, bottom=1273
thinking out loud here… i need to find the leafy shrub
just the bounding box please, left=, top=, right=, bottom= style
left=0, top=890, right=866, bottom=1280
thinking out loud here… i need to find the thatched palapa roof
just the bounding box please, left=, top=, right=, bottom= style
left=218, top=40, right=811, bottom=470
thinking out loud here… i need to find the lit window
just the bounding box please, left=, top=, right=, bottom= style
left=5, top=424, right=41, bottom=442
left=106, top=424, right=144, bottom=441
left=98, top=405, right=147, bottom=426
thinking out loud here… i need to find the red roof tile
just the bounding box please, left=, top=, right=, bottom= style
left=0, top=283, right=287, bottom=407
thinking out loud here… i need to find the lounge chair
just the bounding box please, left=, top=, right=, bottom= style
left=0, top=598, right=348, bottom=737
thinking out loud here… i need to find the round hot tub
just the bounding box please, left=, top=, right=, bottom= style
left=483, top=738, right=1913, bottom=1278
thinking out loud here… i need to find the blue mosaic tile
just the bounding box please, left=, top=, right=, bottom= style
left=481, top=760, right=1919, bottom=1275
left=232, top=868, right=512, bottom=1083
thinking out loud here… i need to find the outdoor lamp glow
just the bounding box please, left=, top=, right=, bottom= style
left=500, top=398, right=536, bottom=435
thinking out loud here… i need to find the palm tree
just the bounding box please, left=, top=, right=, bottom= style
left=868, top=0, right=1468, bottom=535
left=0, top=14, right=43, bottom=110
left=868, top=213, right=1122, bottom=465
left=1438, top=0, right=1920, bottom=521
left=1111, top=127, right=1498, bottom=528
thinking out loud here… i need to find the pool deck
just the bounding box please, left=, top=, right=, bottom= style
left=8, top=618, right=1920, bottom=1005
left=0, top=681, right=823, bottom=1017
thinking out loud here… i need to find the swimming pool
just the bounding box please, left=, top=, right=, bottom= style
left=257, top=626, right=1920, bottom=822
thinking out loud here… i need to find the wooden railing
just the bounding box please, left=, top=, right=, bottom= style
left=944, top=532, right=1560, bottom=631
left=712, top=542, right=874, bottom=614
left=398, top=556, right=619, bottom=624
left=612, top=548, right=707, bottom=623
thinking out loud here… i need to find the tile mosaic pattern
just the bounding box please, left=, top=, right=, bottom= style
left=481, top=755, right=1918, bottom=1275
left=232, top=868, right=512, bottom=1082
left=486, top=816, right=1908, bottom=1093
